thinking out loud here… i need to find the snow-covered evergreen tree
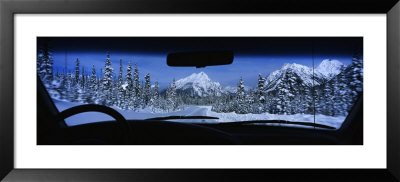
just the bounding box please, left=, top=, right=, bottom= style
left=335, top=69, right=352, bottom=115
left=118, top=59, right=123, bottom=86
left=301, top=86, right=313, bottom=114
left=86, top=65, right=97, bottom=103
left=65, top=72, right=74, bottom=101
left=37, top=38, right=54, bottom=84
left=275, top=69, right=297, bottom=114
left=171, top=78, right=178, bottom=109
left=257, top=74, right=265, bottom=103
left=142, top=73, right=151, bottom=107
left=234, top=77, right=246, bottom=114
left=256, top=74, right=266, bottom=113
left=123, top=61, right=134, bottom=109
left=348, top=48, right=363, bottom=99
left=322, top=81, right=335, bottom=116
left=117, top=59, right=125, bottom=107
left=133, top=63, right=141, bottom=108
left=81, top=66, right=86, bottom=89
left=102, top=52, right=113, bottom=106
left=150, top=80, right=161, bottom=111
left=332, top=75, right=345, bottom=116
left=74, top=58, right=80, bottom=86
left=153, top=81, right=160, bottom=100
left=165, top=78, right=179, bottom=111
left=73, top=58, right=82, bottom=102
left=81, top=72, right=91, bottom=103
left=110, top=74, right=118, bottom=106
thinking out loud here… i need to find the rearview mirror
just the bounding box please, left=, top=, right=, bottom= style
left=167, top=50, right=234, bottom=68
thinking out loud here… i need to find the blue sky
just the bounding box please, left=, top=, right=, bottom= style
left=43, top=37, right=362, bottom=88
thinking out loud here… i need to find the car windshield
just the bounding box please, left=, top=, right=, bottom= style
left=38, top=37, right=363, bottom=130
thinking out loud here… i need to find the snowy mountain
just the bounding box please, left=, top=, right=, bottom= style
left=264, top=60, right=345, bottom=92
left=315, top=59, right=344, bottom=78
left=174, top=72, right=225, bottom=97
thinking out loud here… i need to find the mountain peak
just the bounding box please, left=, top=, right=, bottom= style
left=281, top=63, right=310, bottom=71
left=264, top=60, right=345, bottom=92
left=186, top=71, right=210, bottom=81
left=175, top=72, right=223, bottom=97
left=265, top=62, right=315, bottom=91
left=316, top=59, right=344, bottom=78
left=318, top=59, right=343, bottom=67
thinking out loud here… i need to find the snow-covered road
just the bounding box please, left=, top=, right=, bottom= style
left=183, top=106, right=208, bottom=116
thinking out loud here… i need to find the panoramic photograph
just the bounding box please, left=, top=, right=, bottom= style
left=37, top=37, right=363, bottom=145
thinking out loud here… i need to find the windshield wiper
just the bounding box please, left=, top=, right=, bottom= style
left=145, top=116, right=219, bottom=121
left=218, top=120, right=335, bottom=130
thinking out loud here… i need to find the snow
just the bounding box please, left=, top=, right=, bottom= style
left=264, top=60, right=345, bottom=92
left=175, top=72, right=225, bottom=96
left=205, top=106, right=345, bottom=129
left=121, top=83, right=128, bottom=90
left=51, top=79, right=62, bottom=88
left=53, top=99, right=345, bottom=129
left=264, top=62, right=318, bottom=91
left=316, top=59, right=344, bottom=78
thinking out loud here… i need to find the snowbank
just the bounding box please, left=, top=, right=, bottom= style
left=53, top=99, right=345, bottom=129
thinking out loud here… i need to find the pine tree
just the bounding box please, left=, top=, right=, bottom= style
left=235, top=77, right=246, bottom=114
left=257, top=74, right=265, bottom=103
left=165, top=84, right=171, bottom=112
left=75, top=58, right=80, bottom=86
left=73, top=58, right=82, bottom=102
left=81, top=66, right=85, bottom=89
left=65, top=72, right=74, bottom=101
left=171, top=78, right=177, bottom=110
left=118, top=59, right=123, bottom=86
left=37, top=38, right=54, bottom=84
left=322, top=81, right=335, bottom=116
left=88, top=65, right=97, bottom=103
left=275, top=69, right=297, bottom=114
left=290, top=78, right=304, bottom=114
left=54, top=72, right=67, bottom=100
left=102, top=52, right=113, bottom=106
left=124, top=61, right=134, bottom=109
left=117, top=59, right=124, bottom=107
left=166, top=78, right=178, bottom=111
left=151, top=80, right=160, bottom=110
left=110, top=74, right=118, bottom=106
left=81, top=72, right=91, bottom=103
left=143, top=73, right=151, bottom=107
left=336, top=70, right=352, bottom=115
left=349, top=48, right=363, bottom=99
left=301, top=86, right=313, bottom=114
left=154, top=81, right=160, bottom=100
left=275, top=83, right=286, bottom=114
left=133, top=63, right=141, bottom=108
left=332, top=75, right=344, bottom=116
left=256, top=74, right=266, bottom=113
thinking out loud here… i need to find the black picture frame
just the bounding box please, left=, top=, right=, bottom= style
left=1, top=0, right=399, bottom=181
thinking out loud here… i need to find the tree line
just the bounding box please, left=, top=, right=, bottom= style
left=38, top=42, right=183, bottom=112
left=38, top=39, right=362, bottom=116
left=211, top=53, right=363, bottom=117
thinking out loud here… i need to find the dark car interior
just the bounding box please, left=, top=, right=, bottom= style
left=37, top=51, right=363, bottom=145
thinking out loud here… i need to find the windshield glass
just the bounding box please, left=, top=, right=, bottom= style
left=37, top=37, right=363, bottom=130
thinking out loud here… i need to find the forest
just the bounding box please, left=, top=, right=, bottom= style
left=38, top=40, right=363, bottom=117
